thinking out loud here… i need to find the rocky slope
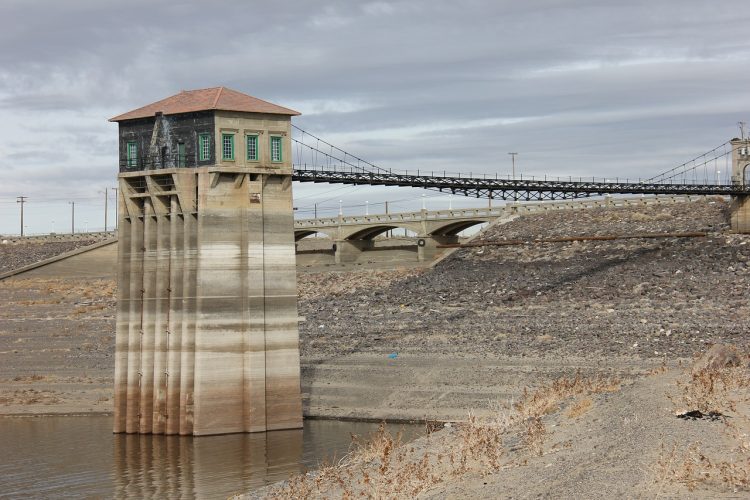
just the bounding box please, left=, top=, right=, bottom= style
left=299, top=198, right=749, bottom=360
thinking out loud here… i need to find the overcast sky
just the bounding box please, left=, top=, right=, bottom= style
left=1, top=0, right=749, bottom=234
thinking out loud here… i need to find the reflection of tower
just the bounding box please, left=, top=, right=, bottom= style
left=112, top=428, right=303, bottom=498
left=111, top=87, right=302, bottom=435
left=730, top=137, right=750, bottom=233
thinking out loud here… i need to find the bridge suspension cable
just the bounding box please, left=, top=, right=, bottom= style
left=644, top=140, right=733, bottom=184
left=292, top=125, right=388, bottom=174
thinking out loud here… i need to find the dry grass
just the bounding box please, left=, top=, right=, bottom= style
left=669, top=359, right=750, bottom=415
left=656, top=440, right=750, bottom=493
left=681, top=366, right=749, bottom=414
left=514, top=370, right=620, bottom=419
left=70, top=303, right=108, bottom=316
left=655, top=345, right=750, bottom=494
left=512, top=372, right=618, bottom=457
left=566, top=398, right=593, bottom=419
left=266, top=372, right=621, bottom=498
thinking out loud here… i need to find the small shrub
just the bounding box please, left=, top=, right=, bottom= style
left=566, top=398, right=593, bottom=418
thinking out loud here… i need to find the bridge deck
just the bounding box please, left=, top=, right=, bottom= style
left=293, top=167, right=750, bottom=200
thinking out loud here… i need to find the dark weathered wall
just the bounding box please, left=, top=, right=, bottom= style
left=118, top=112, right=215, bottom=171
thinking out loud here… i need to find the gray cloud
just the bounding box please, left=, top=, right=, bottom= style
left=1, top=0, right=750, bottom=232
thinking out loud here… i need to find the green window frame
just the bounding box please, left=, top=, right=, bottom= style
left=126, top=141, right=137, bottom=168
left=246, top=135, right=259, bottom=161
left=198, top=133, right=211, bottom=161
left=222, top=133, right=235, bottom=161
left=270, top=136, right=282, bottom=162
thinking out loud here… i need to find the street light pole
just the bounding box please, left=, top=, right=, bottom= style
left=69, top=201, right=75, bottom=234
left=508, top=152, right=519, bottom=202
left=508, top=152, right=518, bottom=179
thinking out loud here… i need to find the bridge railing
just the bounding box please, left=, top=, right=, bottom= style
left=294, top=206, right=509, bottom=227
left=293, top=194, right=711, bottom=228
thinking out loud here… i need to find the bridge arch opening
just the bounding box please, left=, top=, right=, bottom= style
left=294, top=230, right=333, bottom=241
left=431, top=220, right=490, bottom=237
left=345, top=225, right=418, bottom=240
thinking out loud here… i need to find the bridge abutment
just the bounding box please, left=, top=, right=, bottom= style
left=334, top=239, right=375, bottom=263
left=730, top=138, right=750, bottom=233
left=417, top=235, right=459, bottom=262
left=731, top=197, right=750, bottom=233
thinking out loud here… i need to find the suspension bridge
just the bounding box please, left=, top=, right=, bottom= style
left=290, top=126, right=750, bottom=201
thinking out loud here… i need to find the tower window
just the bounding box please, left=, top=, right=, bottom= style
left=126, top=141, right=138, bottom=168
left=198, top=133, right=211, bottom=161
left=222, top=133, right=235, bottom=161
left=270, top=136, right=282, bottom=162
left=246, top=135, right=258, bottom=161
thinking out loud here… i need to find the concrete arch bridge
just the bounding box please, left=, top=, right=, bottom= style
left=293, top=195, right=702, bottom=265
left=294, top=206, right=503, bottom=263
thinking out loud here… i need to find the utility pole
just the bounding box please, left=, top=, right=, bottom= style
left=103, top=188, right=108, bottom=232
left=69, top=201, right=75, bottom=234
left=385, top=201, right=390, bottom=237
left=16, top=196, right=27, bottom=236
left=508, top=152, right=519, bottom=202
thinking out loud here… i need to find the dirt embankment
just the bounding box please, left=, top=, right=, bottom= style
left=252, top=346, right=750, bottom=499
left=0, top=277, right=115, bottom=414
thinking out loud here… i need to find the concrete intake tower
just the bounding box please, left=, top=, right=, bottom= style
left=111, top=87, right=302, bottom=435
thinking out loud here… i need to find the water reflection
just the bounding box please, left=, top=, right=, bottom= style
left=0, top=416, right=421, bottom=498
left=112, top=428, right=303, bottom=498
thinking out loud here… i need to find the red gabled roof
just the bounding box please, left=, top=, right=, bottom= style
left=109, top=86, right=300, bottom=122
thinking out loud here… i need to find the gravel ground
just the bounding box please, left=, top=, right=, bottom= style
left=0, top=239, right=106, bottom=274
left=299, top=198, right=750, bottom=360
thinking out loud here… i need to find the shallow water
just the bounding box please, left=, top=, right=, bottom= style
left=0, top=416, right=421, bottom=498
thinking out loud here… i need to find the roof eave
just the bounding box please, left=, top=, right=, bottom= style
left=110, top=107, right=301, bottom=122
